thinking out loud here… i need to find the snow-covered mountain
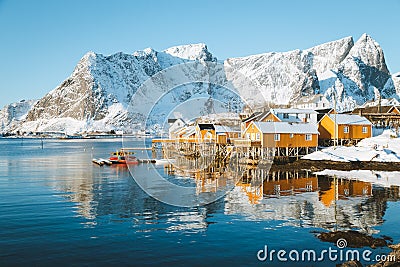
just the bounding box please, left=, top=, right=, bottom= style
left=225, top=34, right=396, bottom=111
left=0, top=99, right=37, bottom=133
left=19, top=44, right=224, bottom=133
left=5, top=34, right=399, bottom=134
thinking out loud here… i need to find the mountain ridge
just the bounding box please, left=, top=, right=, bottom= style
left=1, top=34, right=398, bottom=134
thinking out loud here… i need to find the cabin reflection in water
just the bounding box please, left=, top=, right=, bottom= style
left=318, top=177, right=372, bottom=207
left=187, top=166, right=375, bottom=204
left=222, top=168, right=400, bottom=232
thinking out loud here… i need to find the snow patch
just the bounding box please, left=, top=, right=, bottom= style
left=303, top=130, right=400, bottom=162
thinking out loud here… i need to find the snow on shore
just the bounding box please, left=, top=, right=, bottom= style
left=302, top=130, right=400, bottom=162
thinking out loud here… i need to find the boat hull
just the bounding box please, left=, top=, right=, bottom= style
left=109, top=156, right=138, bottom=165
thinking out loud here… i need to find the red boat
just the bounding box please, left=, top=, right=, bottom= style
left=109, top=150, right=138, bottom=165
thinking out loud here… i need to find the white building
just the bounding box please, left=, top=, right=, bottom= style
left=270, top=108, right=318, bottom=123
left=168, top=118, right=186, bottom=139
left=294, top=94, right=331, bottom=110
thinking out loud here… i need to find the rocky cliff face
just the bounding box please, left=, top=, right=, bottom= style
left=333, top=34, right=392, bottom=106
left=9, top=34, right=398, bottom=133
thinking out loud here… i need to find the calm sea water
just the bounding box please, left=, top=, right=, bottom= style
left=0, top=138, right=399, bottom=266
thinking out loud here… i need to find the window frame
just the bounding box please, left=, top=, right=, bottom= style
left=305, top=134, right=312, bottom=141
left=274, top=133, right=280, bottom=141
left=343, top=126, right=349, bottom=133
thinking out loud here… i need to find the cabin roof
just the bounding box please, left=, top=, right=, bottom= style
left=253, top=122, right=319, bottom=134
left=326, top=114, right=372, bottom=125
left=214, top=125, right=241, bottom=133
left=182, top=126, right=196, bottom=137
left=315, top=108, right=335, bottom=114
left=271, top=108, right=317, bottom=114
left=197, top=123, right=215, bottom=130
left=241, top=111, right=263, bottom=122
left=257, top=111, right=278, bottom=121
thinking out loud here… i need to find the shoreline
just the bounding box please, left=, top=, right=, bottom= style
left=2, top=137, right=400, bottom=171
left=272, top=159, right=400, bottom=172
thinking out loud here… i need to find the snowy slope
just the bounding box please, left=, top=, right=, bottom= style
left=8, top=34, right=399, bottom=133
left=0, top=99, right=37, bottom=132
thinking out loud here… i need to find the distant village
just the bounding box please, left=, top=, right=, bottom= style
left=160, top=94, right=400, bottom=160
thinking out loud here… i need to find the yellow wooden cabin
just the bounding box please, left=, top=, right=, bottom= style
left=243, top=121, right=319, bottom=149
left=258, top=111, right=280, bottom=122
left=389, top=106, right=400, bottom=114
left=195, top=123, right=215, bottom=142
left=318, top=114, right=372, bottom=145
left=214, top=125, right=241, bottom=144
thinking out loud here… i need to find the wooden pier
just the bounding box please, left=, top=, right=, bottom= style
left=122, top=147, right=152, bottom=150
left=152, top=136, right=317, bottom=167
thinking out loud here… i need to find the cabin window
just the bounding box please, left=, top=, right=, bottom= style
left=362, top=126, right=368, bottom=133
left=306, top=114, right=311, bottom=119
left=274, top=134, right=280, bottom=141
left=344, top=126, right=349, bottom=133
left=256, top=133, right=260, bottom=140
left=305, top=134, right=312, bottom=141
left=246, top=133, right=250, bottom=139
left=290, top=133, right=294, bottom=138
left=283, top=113, right=289, bottom=119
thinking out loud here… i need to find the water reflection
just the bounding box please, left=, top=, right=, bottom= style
left=42, top=158, right=400, bottom=234
left=224, top=168, right=400, bottom=234
left=5, top=139, right=397, bottom=235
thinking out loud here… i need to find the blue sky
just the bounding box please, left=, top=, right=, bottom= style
left=0, top=0, right=399, bottom=107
